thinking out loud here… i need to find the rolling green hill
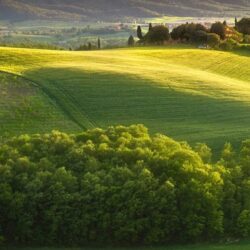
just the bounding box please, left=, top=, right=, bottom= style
left=0, top=71, right=80, bottom=137
left=1, top=0, right=250, bottom=21
left=0, top=46, right=250, bottom=150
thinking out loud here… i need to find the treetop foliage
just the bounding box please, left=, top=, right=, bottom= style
left=145, top=25, right=170, bottom=44
left=171, top=23, right=208, bottom=42
left=137, top=25, right=170, bottom=44
left=0, top=125, right=250, bottom=246
left=236, top=18, right=250, bottom=35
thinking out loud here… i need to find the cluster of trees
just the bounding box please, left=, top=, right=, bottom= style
left=171, top=21, right=243, bottom=49
left=129, top=24, right=171, bottom=46
left=76, top=38, right=101, bottom=51
left=137, top=24, right=170, bottom=45
left=129, top=18, right=250, bottom=50
left=236, top=18, right=250, bottom=35
left=0, top=125, right=250, bottom=246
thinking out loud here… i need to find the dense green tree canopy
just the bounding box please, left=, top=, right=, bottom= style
left=145, top=25, right=170, bottom=44
left=236, top=18, right=250, bottom=35
left=210, top=22, right=227, bottom=40
left=137, top=25, right=170, bottom=44
left=207, top=33, right=221, bottom=47
left=171, top=23, right=208, bottom=42
left=0, top=125, right=249, bottom=246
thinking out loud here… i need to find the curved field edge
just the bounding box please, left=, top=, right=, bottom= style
left=0, top=71, right=81, bottom=137
left=0, top=46, right=250, bottom=149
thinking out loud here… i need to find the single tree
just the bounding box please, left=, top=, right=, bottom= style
left=211, top=22, right=227, bottom=40
left=235, top=17, right=238, bottom=27
left=137, top=25, right=143, bottom=40
left=207, top=33, right=220, bottom=48
left=149, top=23, right=153, bottom=32
left=171, top=23, right=208, bottom=42
left=171, top=24, right=186, bottom=41
left=236, top=18, right=250, bottom=35
left=88, top=42, right=92, bottom=50
left=97, top=38, right=101, bottom=49
left=146, top=25, right=170, bottom=44
left=193, top=30, right=208, bottom=44
left=128, top=35, right=135, bottom=46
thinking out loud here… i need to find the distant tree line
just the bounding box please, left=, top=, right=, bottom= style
left=75, top=37, right=102, bottom=51
left=0, top=42, right=63, bottom=50
left=128, top=17, right=250, bottom=51
left=0, top=125, right=250, bottom=246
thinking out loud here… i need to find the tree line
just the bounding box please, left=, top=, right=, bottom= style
left=128, top=18, right=250, bottom=51
left=0, top=125, right=250, bottom=246
left=75, top=37, right=101, bottom=51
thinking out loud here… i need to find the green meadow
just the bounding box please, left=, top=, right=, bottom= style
left=0, top=46, right=250, bottom=150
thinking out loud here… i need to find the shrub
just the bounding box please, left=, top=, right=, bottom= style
left=207, top=33, right=221, bottom=48
left=243, top=35, right=250, bottom=44
left=219, top=38, right=239, bottom=51
left=128, top=35, right=135, bottom=46
left=237, top=210, right=250, bottom=237
left=229, top=29, right=244, bottom=43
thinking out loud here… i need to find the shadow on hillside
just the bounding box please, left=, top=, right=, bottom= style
left=231, top=47, right=250, bottom=57
left=24, top=66, right=250, bottom=153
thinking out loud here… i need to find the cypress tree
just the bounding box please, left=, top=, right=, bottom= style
left=235, top=17, right=238, bottom=27
left=149, top=23, right=153, bottom=32
left=137, top=25, right=143, bottom=39
left=128, top=35, right=135, bottom=46
left=88, top=42, right=92, bottom=50
left=97, top=38, right=101, bottom=49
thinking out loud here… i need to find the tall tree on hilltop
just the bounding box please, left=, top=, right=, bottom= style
left=235, top=17, right=238, bottom=27
left=137, top=25, right=143, bottom=40
left=149, top=23, right=153, bottom=32
left=97, top=38, right=101, bottom=49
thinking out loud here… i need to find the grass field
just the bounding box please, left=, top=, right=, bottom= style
left=0, top=72, right=79, bottom=137
left=0, top=46, right=250, bottom=150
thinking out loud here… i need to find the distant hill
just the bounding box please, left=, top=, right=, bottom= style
left=0, top=0, right=250, bottom=21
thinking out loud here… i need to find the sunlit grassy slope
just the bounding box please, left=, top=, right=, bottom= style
left=0, top=46, right=250, bottom=149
